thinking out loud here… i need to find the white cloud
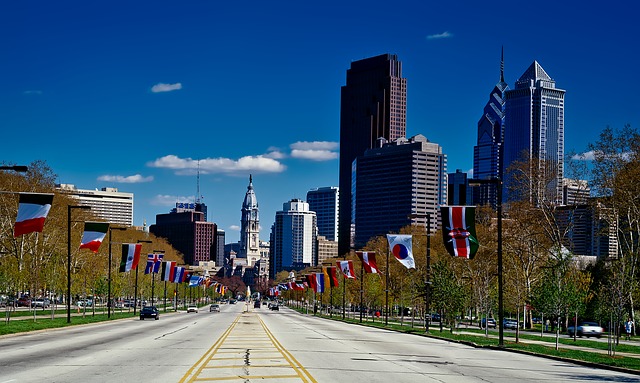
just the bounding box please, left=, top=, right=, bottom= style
left=229, top=225, right=240, bottom=231
left=289, top=141, right=339, bottom=161
left=150, top=194, right=193, bottom=206
left=290, top=149, right=338, bottom=161
left=290, top=141, right=339, bottom=151
left=572, top=151, right=596, bottom=161
left=147, top=154, right=286, bottom=175
left=265, top=150, right=287, bottom=159
left=426, top=31, right=453, bottom=40
left=97, top=174, right=154, bottom=183
left=151, top=82, right=182, bottom=93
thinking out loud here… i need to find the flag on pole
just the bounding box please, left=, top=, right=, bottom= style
left=172, top=266, right=186, bottom=283
left=145, top=253, right=164, bottom=274
left=189, top=275, right=203, bottom=287
left=441, top=206, right=479, bottom=259
left=161, top=261, right=175, bottom=282
left=119, top=243, right=142, bottom=272
left=305, top=274, right=317, bottom=292
left=315, top=272, right=325, bottom=293
left=387, top=234, right=416, bottom=269
left=326, top=266, right=339, bottom=287
left=13, top=193, right=54, bottom=237
left=292, top=281, right=306, bottom=291
left=356, top=251, right=379, bottom=274
left=79, top=222, right=109, bottom=253
left=337, top=260, right=356, bottom=279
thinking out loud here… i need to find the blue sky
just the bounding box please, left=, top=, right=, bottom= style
left=2, top=1, right=638, bottom=243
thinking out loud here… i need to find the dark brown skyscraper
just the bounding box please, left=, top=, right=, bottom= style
left=338, top=54, right=407, bottom=255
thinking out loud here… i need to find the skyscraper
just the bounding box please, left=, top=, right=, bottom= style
left=307, top=186, right=339, bottom=241
left=56, top=184, right=134, bottom=226
left=503, top=61, right=565, bottom=203
left=269, top=199, right=317, bottom=279
left=338, top=54, right=407, bottom=255
left=473, top=49, right=508, bottom=206
left=352, top=134, right=446, bottom=249
left=238, top=175, right=261, bottom=266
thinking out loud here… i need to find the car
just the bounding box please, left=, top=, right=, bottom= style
left=229, top=299, right=237, bottom=305
left=187, top=305, right=198, bottom=313
left=270, top=304, right=279, bottom=311
left=254, top=301, right=261, bottom=309
left=502, top=318, right=519, bottom=330
left=567, top=321, right=603, bottom=338
left=210, top=304, right=220, bottom=312
left=31, top=299, right=50, bottom=308
left=16, top=297, right=31, bottom=307
left=140, top=306, right=159, bottom=320
left=480, top=318, right=496, bottom=328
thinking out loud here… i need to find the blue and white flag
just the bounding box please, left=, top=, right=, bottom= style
left=189, top=275, right=203, bottom=287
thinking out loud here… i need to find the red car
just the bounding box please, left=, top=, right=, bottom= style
left=16, top=297, right=31, bottom=307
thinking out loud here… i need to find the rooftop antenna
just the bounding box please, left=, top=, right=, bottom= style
left=500, top=45, right=505, bottom=83
left=196, top=159, right=201, bottom=204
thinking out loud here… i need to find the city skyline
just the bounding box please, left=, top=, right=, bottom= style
left=2, top=1, right=638, bottom=244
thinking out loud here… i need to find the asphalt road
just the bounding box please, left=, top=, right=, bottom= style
left=1, top=303, right=639, bottom=382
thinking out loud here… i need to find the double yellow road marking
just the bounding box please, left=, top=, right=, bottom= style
left=180, top=312, right=316, bottom=382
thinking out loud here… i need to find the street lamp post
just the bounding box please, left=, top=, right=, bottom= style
left=67, top=205, right=91, bottom=323
left=409, top=213, right=432, bottom=332
left=107, top=226, right=126, bottom=318
left=151, top=250, right=165, bottom=307
left=134, top=240, right=152, bottom=315
left=469, top=177, right=503, bottom=347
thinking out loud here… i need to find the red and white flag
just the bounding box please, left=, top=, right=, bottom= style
left=79, top=222, right=109, bottom=253
left=356, top=251, right=379, bottom=274
left=13, top=193, right=54, bottom=237
left=337, top=260, right=356, bottom=279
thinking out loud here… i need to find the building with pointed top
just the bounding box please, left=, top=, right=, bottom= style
left=239, top=175, right=261, bottom=266
left=473, top=49, right=508, bottom=206
left=503, top=60, right=565, bottom=204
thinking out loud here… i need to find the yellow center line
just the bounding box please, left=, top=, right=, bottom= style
left=179, top=312, right=317, bottom=383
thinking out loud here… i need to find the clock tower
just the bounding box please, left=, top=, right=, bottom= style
left=239, top=175, right=261, bottom=265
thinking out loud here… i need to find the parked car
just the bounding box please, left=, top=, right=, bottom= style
left=481, top=318, right=496, bottom=328
left=187, top=305, right=198, bottom=313
left=31, top=298, right=50, bottom=308
left=567, top=321, right=603, bottom=338
left=140, top=306, right=159, bottom=320
left=16, top=297, right=31, bottom=307
left=502, top=318, right=519, bottom=330
left=210, top=304, right=220, bottom=312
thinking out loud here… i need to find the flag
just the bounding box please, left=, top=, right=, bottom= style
left=189, top=275, right=203, bottom=287
left=356, top=251, right=379, bottom=274
left=144, top=253, right=164, bottom=274
left=387, top=234, right=415, bottom=269
left=79, top=222, right=109, bottom=253
left=326, top=266, right=339, bottom=287
left=161, top=261, right=176, bottom=282
left=315, top=272, right=325, bottom=293
left=13, top=193, right=54, bottom=237
left=337, top=260, right=356, bottom=279
left=119, top=243, right=142, bottom=272
left=292, top=281, right=306, bottom=291
left=173, top=266, right=186, bottom=283
left=182, top=271, right=192, bottom=283
left=441, top=206, right=479, bottom=259
left=305, top=274, right=317, bottom=292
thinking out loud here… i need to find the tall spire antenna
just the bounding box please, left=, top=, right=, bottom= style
left=196, top=159, right=201, bottom=204
left=500, top=46, right=505, bottom=83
